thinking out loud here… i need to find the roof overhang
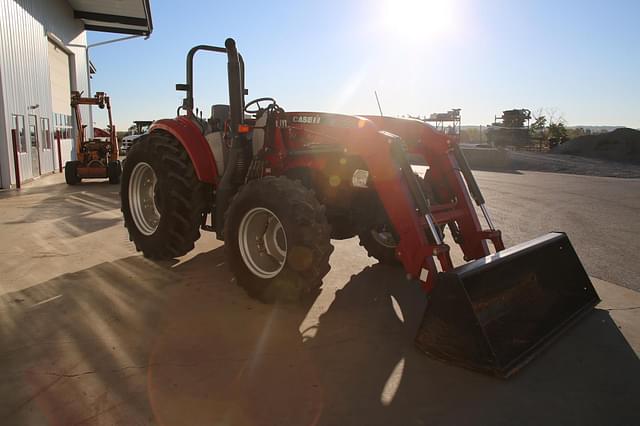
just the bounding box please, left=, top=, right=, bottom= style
left=69, top=0, right=153, bottom=36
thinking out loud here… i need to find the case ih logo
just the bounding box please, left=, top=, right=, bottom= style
left=292, top=115, right=321, bottom=124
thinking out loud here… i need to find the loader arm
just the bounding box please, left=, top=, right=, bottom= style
left=335, top=122, right=453, bottom=290
left=365, top=126, right=598, bottom=376
left=365, top=116, right=505, bottom=260
left=279, top=113, right=598, bottom=376
left=280, top=112, right=464, bottom=291
left=276, top=113, right=503, bottom=290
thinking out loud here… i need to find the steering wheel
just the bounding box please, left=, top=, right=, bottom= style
left=244, top=97, right=277, bottom=114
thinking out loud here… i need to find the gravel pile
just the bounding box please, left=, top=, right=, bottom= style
left=553, top=128, right=640, bottom=164
left=509, top=151, right=640, bottom=178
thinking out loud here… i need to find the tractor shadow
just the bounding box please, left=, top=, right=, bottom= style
left=307, top=265, right=640, bottom=425
left=0, top=248, right=638, bottom=425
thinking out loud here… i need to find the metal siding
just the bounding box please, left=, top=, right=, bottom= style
left=0, top=44, right=5, bottom=189
left=0, top=0, right=89, bottom=188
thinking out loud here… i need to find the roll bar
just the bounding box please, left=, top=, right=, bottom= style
left=176, top=38, right=246, bottom=130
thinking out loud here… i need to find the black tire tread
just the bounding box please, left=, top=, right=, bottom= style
left=65, top=161, right=80, bottom=185
left=225, top=176, right=333, bottom=303
left=358, top=230, right=400, bottom=265
left=121, top=132, right=208, bottom=259
left=108, top=161, right=121, bottom=184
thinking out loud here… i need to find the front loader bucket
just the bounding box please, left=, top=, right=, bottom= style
left=415, top=232, right=599, bottom=378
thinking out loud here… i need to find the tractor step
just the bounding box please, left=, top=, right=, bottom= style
left=415, top=232, right=600, bottom=378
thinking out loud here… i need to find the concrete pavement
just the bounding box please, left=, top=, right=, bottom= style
left=0, top=171, right=638, bottom=425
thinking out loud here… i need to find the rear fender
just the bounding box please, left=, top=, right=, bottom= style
left=150, top=117, right=219, bottom=184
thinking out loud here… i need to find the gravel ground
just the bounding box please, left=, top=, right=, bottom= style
left=508, top=151, right=640, bottom=178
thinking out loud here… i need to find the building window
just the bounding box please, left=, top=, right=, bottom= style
left=40, top=117, right=51, bottom=149
left=54, top=113, right=72, bottom=139
left=11, top=114, right=27, bottom=153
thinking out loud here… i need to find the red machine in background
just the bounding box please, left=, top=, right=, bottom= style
left=119, top=39, right=599, bottom=377
left=65, top=91, right=121, bottom=185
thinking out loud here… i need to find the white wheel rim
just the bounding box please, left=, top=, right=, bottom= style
left=129, top=162, right=160, bottom=236
left=238, top=207, right=288, bottom=279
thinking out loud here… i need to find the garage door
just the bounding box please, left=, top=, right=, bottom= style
left=48, top=40, right=71, bottom=117
left=48, top=40, right=73, bottom=166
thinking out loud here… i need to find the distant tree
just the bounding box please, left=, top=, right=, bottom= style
left=548, top=122, right=568, bottom=140
left=530, top=115, right=547, bottom=138
left=528, top=112, right=547, bottom=150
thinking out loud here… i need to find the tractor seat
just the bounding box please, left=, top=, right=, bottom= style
left=209, top=104, right=230, bottom=131
left=205, top=104, right=230, bottom=173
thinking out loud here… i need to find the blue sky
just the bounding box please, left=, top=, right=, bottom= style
left=89, top=0, right=639, bottom=130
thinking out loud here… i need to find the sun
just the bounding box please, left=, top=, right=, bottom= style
left=379, top=0, right=455, bottom=41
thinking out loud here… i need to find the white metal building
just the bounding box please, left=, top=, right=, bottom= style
left=0, top=0, right=152, bottom=188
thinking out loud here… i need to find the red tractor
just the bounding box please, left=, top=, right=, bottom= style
left=121, top=39, right=599, bottom=377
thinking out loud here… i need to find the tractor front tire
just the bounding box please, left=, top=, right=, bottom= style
left=108, top=160, right=121, bottom=184
left=225, top=176, right=333, bottom=303
left=358, top=227, right=400, bottom=266
left=121, top=132, right=209, bottom=260
left=64, top=161, right=81, bottom=185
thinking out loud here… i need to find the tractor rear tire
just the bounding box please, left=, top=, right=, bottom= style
left=224, top=176, right=333, bottom=303
left=108, top=160, right=121, bottom=184
left=121, top=132, right=209, bottom=260
left=65, top=161, right=81, bottom=185
left=358, top=227, right=400, bottom=266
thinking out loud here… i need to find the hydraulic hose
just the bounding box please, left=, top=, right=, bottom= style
left=452, top=143, right=485, bottom=206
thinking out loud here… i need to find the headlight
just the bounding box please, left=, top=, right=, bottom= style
left=351, top=169, right=369, bottom=188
